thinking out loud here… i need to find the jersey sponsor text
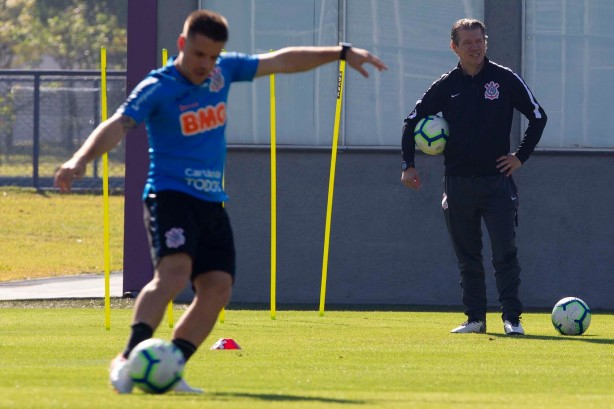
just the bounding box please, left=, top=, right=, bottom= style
left=184, top=167, right=223, bottom=193
left=179, top=102, right=227, bottom=136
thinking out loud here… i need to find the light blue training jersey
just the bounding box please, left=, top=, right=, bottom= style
left=117, top=53, right=259, bottom=202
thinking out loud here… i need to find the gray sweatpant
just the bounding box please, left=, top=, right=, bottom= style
left=442, top=174, right=522, bottom=322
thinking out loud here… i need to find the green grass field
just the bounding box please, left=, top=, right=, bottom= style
left=0, top=188, right=124, bottom=281
left=1, top=304, right=613, bottom=409
left=2, top=189, right=613, bottom=408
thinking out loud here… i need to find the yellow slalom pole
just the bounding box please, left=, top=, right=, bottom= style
left=219, top=173, right=226, bottom=324
left=269, top=51, right=277, bottom=320
left=160, top=48, right=174, bottom=329
left=218, top=47, right=229, bottom=324
left=319, top=59, right=346, bottom=317
left=101, top=47, right=111, bottom=330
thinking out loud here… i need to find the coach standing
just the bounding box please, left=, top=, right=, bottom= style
left=400, top=19, right=547, bottom=335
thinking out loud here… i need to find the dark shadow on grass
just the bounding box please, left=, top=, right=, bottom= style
left=226, top=303, right=614, bottom=314
left=35, top=188, right=51, bottom=197
left=208, top=391, right=366, bottom=404
left=225, top=302, right=468, bottom=312
left=486, top=332, right=614, bottom=345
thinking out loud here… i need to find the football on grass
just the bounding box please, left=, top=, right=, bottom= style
left=551, top=297, right=591, bottom=336
left=414, top=115, right=449, bottom=155
left=128, top=338, right=185, bottom=393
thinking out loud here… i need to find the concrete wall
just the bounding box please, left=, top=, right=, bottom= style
left=225, top=149, right=614, bottom=310
left=485, top=0, right=522, bottom=151
left=127, top=0, right=614, bottom=310
left=156, top=0, right=198, bottom=66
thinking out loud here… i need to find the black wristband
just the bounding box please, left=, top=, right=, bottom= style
left=339, top=42, right=352, bottom=61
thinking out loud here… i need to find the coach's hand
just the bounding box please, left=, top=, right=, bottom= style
left=496, top=154, right=522, bottom=176
left=401, top=168, right=421, bottom=190
left=54, top=157, right=87, bottom=193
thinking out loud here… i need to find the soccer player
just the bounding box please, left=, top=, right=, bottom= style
left=400, top=19, right=546, bottom=335
left=54, top=9, right=387, bottom=393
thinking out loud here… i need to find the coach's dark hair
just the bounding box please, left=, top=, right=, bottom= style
left=451, top=18, right=486, bottom=46
left=183, top=10, right=229, bottom=42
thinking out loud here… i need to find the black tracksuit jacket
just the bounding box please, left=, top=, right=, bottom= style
left=402, top=57, right=547, bottom=176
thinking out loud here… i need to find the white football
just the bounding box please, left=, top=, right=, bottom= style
left=128, top=338, right=185, bottom=393
left=551, top=297, right=591, bottom=336
left=413, top=115, right=450, bottom=155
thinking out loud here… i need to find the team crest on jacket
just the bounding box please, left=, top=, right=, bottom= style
left=208, top=67, right=224, bottom=92
left=484, top=81, right=500, bottom=100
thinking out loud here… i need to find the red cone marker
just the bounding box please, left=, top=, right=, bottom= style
left=210, top=338, right=241, bottom=350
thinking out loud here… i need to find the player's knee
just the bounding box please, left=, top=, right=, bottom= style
left=154, top=254, right=192, bottom=292
left=194, top=271, right=232, bottom=305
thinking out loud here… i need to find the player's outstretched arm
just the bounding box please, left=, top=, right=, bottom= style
left=54, top=113, right=136, bottom=192
left=255, top=45, right=387, bottom=78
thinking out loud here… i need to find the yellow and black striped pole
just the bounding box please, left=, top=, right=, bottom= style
left=319, top=58, right=346, bottom=317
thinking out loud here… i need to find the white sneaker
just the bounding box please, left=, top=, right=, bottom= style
left=172, top=378, right=204, bottom=394
left=109, top=354, right=134, bottom=394
left=450, top=320, right=486, bottom=334
left=503, top=319, right=525, bottom=335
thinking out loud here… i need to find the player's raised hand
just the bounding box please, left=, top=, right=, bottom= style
left=346, top=47, right=388, bottom=78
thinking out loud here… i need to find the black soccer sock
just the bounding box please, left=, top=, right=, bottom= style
left=122, top=322, right=154, bottom=359
left=172, top=338, right=197, bottom=362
